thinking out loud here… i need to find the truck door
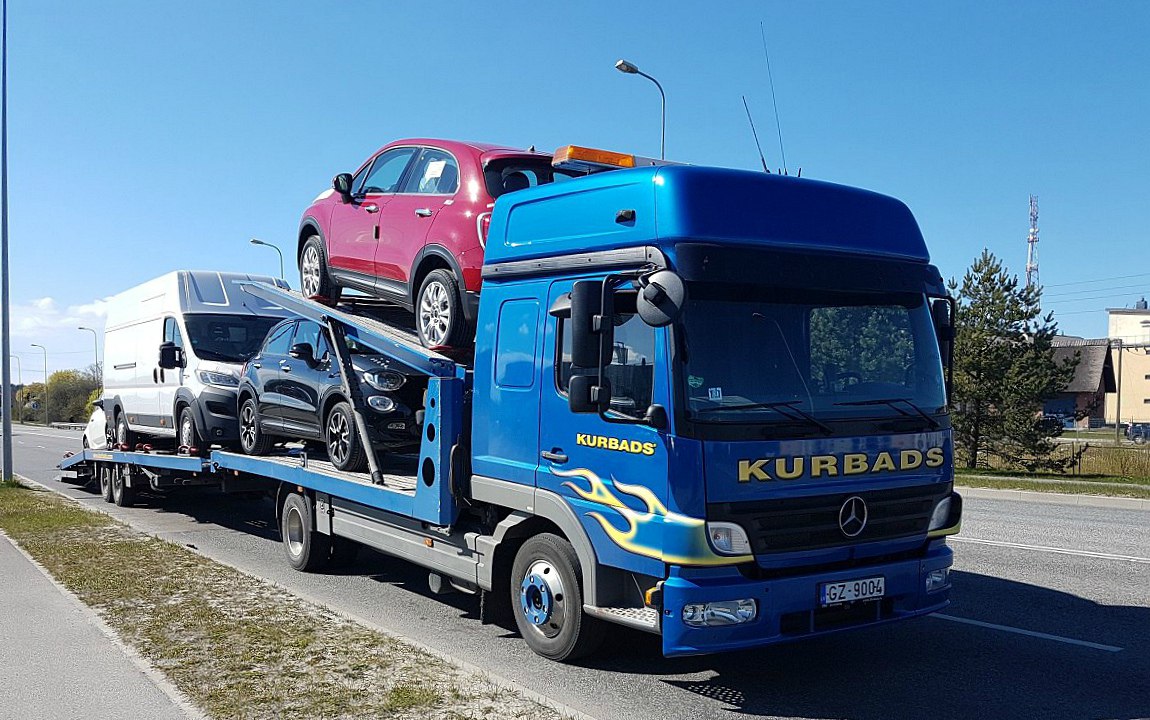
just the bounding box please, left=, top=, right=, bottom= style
left=326, top=147, right=418, bottom=278
left=536, top=280, right=669, bottom=579
left=156, top=317, right=186, bottom=434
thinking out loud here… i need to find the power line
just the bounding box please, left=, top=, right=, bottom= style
left=1044, top=271, right=1150, bottom=289
left=1044, top=282, right=1149, bottom=299
left=1045, top=291, right=1149, bottom=306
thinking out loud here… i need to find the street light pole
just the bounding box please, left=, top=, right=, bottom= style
left=9, top=354, right=19, bottom=423
left=1, top=0, right=12, bottom=480
left=78, top=326, right=100, bottom=375
left=250, top=238, right=285, bottom=281
left=30, top=343, right=47, bottom=427
left=615, top=59, right=666, bottom=160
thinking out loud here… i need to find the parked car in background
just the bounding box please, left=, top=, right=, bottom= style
left=1126, top=422, right=1149, bottom=444
left=83, top=400, right=109, bottom=450
left=236, top=318, right=424, bottom=471
left=297, top=138, right=576, bottom=348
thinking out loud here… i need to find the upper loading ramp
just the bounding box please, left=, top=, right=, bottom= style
left=239, top=283, right=466, bottom=379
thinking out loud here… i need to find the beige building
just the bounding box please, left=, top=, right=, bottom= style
left=1105, top=300, right=1150, bottom=425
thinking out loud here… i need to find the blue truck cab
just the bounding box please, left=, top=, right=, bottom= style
left=472, top=158, right=961, bottom=657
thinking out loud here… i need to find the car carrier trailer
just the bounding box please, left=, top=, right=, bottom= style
left=62, top=147, right=964, bottom=662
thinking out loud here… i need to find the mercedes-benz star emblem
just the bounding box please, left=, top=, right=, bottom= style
left=838, top=496, right=868, bottom=538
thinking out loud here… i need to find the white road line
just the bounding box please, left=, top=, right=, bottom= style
left=951, top=536, right=1150, bottom=565
left=6, top=429, right=80, bottom=440
left=931, top=614, right=1123, bottom=652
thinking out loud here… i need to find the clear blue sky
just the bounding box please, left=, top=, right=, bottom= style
left=6, top=0, right=1149, bottom=375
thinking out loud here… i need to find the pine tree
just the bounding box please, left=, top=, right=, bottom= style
left=950, top=250, right=1077, bottom=471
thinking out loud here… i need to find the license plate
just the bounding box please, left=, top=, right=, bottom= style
left=819, top=576, right=885, bottom=606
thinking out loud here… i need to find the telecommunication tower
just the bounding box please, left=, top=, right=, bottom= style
left=1026, top=195, right=1040, bottom=288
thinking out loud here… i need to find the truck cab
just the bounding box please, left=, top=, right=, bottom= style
left=471, top=153, right=961, bottom=656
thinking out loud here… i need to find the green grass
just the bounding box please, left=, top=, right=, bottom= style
left=954, top=467, right=1150, bottom=486
left=954, top=475, right=1150, bottom=499
left=0, top=485, right=557, bottom=720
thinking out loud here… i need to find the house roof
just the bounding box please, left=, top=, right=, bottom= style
left=1052, top=336, right=1116, bottom=393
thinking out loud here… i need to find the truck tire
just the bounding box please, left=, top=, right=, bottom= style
left=416, top=269, right=473, bottom=348
left=115, top=412, right=134, bottom=449
left=325, top=401, right=367, bottom=472
left=98, top=464, right=114, bottom=503
left=239, top=398, right=274, bottom=456
left=510, top=533, right=604, bottom=662
left=280, top=492, right=331, bottom=572
left=111, top=465, right=136, bottom=507
left=300, top=236, right=342, bottom=302
left=178, top=406, right=204, bottom=450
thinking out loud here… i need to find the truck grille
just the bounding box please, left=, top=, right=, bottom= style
left=708, top=483, right=950, bottom=555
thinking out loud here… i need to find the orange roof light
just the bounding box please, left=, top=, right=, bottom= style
left=553, top=145, right=637, bottom=172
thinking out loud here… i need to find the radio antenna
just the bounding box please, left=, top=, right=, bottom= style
left=742, top=95, right=770, bottom=173
left=760, top=21, right=788, bottom=175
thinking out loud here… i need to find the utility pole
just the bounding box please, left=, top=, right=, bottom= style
left=1114, top=338, right=1123, bottom=444
left=1025, top=195, right=1040, bottom=289
left=1, top=0, right=12, bottom=481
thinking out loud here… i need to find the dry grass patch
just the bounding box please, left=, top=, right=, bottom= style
left=0, top=484, right=564, bottom=720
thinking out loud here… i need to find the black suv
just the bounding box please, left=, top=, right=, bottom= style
left=236, top=318, right=424, bottom=471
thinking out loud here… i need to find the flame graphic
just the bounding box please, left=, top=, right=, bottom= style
left=554, top=467, right=753, bottom=566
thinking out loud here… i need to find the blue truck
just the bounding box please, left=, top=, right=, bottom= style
left=61, top=147, right=962, bottom=661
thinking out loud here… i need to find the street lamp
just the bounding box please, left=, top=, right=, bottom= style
left=78, top=326, right=99, bottom=375
left=9, top=354, right=20, bottom=423
left=250, top=238, right=285, bottom=280
left=30, top=343, right=47, bottom=426
left=614, top=58, right=666, bottom=160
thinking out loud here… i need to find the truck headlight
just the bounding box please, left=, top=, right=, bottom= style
left=925, top=568, right=951, bottom=592
left=683, top=599, right=757, bottom=627
left=196, top=370, right=238, bottom=388
left=706, top=521, right=752, bottom=556
left=928, top=497, right=952, bottom=531
left=364, top=370, right=405, bottom=391
left=366, top=395, right=396, bottom=413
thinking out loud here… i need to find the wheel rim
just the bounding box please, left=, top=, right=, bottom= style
left=240, top=403, right=257, bottom=450
left=301, top=246, right=322, bottom=297
left=327, top=410, right=350, bottom=465
left=111, top=471, right=123, bottom=498
left=116, top=418, right=127, bottom=446
left=180, top=415, right=194, bottom=447
left=99, top=468, right=110, bottom=496
left=285, top=504, right=305, bottom=558
left=419, top=280, right=451, bottom=346
left=519, top=559, right=566, bottom=639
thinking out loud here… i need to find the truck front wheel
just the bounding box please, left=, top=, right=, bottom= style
left=280, top=492, right=331, bottom=572
left=510, top=533, right=604, bottom=662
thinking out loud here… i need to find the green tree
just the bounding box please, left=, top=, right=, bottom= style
left=950, top=250, right=1077, bottom=471
left=48, top=367, right=101, bottom=423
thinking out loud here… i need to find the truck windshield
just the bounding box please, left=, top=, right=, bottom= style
left=678, top=283, right=946, bottom=437
left=184, top=314, right=284, bottom=363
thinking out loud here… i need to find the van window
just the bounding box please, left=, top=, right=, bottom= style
left=185, top=314, right=287, bottom=363
left=163, top=317, right=184, bottom=348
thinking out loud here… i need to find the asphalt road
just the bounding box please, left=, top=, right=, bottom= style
left=5, top=425, right=1149, bottom=720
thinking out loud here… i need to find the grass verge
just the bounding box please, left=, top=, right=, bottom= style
left=954, top=467, right=1150, bottom=486
left=0, top=484, right=561, bottom=720
left=954, top=475, right=1150, bottom=500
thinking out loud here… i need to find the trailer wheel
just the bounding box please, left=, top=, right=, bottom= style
left=110, top=465, right=136, bottom=507
left=280, top=492, right=331, bottom=572
left=510, top=533, right=604, bottom=662
left=115, top=412, right=135, bottom=448
left=416, top=269, right=472, bottom=348
left=325, top=401, right=367, bottom=472
left=239, top=398, right=274, bottom=456
left=300, top=236, right=342, bottom=302
left=178, top=406, right=203, bottom=450
left=98, top=464, right=114, bottom=503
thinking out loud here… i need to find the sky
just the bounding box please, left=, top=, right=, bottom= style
left=3, top=0, right=1149, bottom=377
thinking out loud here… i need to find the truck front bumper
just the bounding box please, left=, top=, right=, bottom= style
left=660, top=542, right=953, bottom=656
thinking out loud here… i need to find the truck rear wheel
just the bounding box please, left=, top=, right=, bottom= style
left=111, top=465, right=136, bottom=507
left=280, top=492, right=331, bottom=572
left=510, top=533, right=604, bottom=662
left=98, top=464, right=114, bottom=503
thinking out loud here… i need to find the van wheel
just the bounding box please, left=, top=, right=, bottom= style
left=239, top=398, right=274, bottom=456
left=111, top=465, right=136, bottom=507
left=178, top=406, right=204, bottom=450
left=510, top=533, right=604, bottom=662
left=300, top=236, right=342, bottom=302
left=115, top=412, right=134, bottom=448
left=281, top=492, right=331, bottom=571
left=325, top=402, right=367, bottom=472
left=416, top=269, right=472, bottom=348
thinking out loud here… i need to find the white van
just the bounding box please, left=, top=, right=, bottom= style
left=103, top=271, right=293, bottom=449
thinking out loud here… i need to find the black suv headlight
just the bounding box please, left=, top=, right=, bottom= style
left=364, top=370, right=405, bottom=392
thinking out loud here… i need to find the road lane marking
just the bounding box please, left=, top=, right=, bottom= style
left=6, top=429, right=82, bottom=440
left=931, top=614, right=1123, bottom=652
left=951, top=536, right=1150, bottom=565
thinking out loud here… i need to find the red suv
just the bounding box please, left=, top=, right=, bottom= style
left=298, top=139, right=572, bottom=347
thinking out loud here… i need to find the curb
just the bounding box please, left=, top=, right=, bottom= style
left=13, top=474, right=600, bottom=720
left=955, top=484, right=1150, bottom=511
left=0, top=524, right=209, bottom=720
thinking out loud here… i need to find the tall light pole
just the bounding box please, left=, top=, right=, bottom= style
left=30, top=344, right=47, bottom=426
left=78, top=326, right=99, bottom=375
left=615, top=59, right=666, bottom=160
left=9, top=354, right=19, bottom=423
left=1, top=0, right=13, bottom=480
left=250, top=238, right=284, bottom=281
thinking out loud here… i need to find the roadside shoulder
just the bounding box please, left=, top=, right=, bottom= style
left=956, top=484, right=1150, bottom=511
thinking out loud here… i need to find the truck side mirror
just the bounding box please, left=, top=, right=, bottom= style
left=636, top=270, right=686, bottom=327
left=333, top=172, right=354, bottom=202
left=158, top=342, right=184, bottom=370
left=931, top=298, right=954, bottom=367
left=568, top=374, right=611, bottom=414
left=289, top=342, right=316, bottom=365
left=570, top=280, right=614, bottom=369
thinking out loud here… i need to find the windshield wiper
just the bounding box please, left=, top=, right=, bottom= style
left=697, top=400, right=833, bottom=435
left=834, top=397, right=941, bottom=430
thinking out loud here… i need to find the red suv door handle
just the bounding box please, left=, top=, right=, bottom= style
left=362, top=203, right=379, bottom=213
left=415, top=208, right=433, bottom=218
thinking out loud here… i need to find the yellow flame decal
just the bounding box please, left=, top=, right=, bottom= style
left=554, top=467, right=752, bottom=566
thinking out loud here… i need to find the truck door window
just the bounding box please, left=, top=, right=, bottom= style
left=558, top=312, right=656, bottom=418
left=163, top=317, right=184, bottom=348
left=359, top=147, right=418, bottom=195
left=404, top=149, right=460, bottom=195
